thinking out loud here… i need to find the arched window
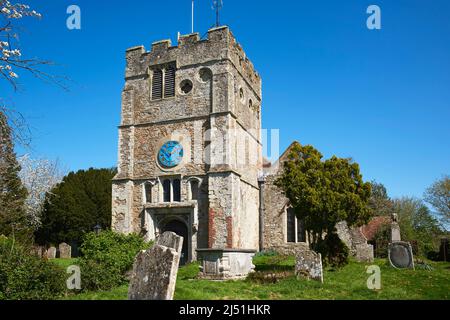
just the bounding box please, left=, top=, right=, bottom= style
left=190, top=180, right=199, bottom=201
left=163, top=179, right=171, bottom=202
left=152, top=69, right=163, bottom=100
left=172, top=179, right=181, bottom=202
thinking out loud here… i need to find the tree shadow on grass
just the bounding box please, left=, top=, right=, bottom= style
left=254, top=255, right=295, bottom=272
left=255, top=264, right=294, bottom=272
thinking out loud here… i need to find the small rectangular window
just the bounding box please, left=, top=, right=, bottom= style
left=152, top=69, right=163, bottom=100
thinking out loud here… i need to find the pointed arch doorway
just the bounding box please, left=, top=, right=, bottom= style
left=161, top=219, right=189, bottom=265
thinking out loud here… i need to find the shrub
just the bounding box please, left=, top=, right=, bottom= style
left=78, top=231, right=151, bottom=291
left=0, top=236, right=66, bottom=300
left=316, top=233, right=349, bottom=268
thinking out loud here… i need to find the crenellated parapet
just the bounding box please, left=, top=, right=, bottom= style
left=124, top=26, right=261, bottom=98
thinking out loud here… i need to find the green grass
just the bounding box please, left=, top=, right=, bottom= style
left=59, top=256, right=450, bottom=300
left=64, top=285, right=129, bottom=300
left=50, top=258, right=78, bottom=270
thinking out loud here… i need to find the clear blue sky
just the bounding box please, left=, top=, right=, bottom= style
left=3, top=0, right=449, bottom=200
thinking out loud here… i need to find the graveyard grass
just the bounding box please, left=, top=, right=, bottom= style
left=58, top=255, right=450, bottom=300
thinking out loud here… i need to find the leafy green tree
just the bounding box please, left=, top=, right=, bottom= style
left=276, top=142, right=372, bottom=267
left=393, top=197, right=443, bottom=256
left=35, top=168, right=116, bottom=245
left=0, top=112, right=29, bottom=241
left=369, top=180, right=394, bottom=216
left=424, top=175, right=450, bottom=228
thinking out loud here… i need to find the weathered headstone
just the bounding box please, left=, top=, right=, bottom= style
left=156, top=231, right=183, bottom=254
left=128, top=232, right=183, bottom=300
left=295, top=249, right=323, bottom=283
left=31, top=246, right=44, bottom=258
left=59, top=242, right=72, bottom=259
left=46, top=246, right=56, bottom=259
left=388, top=241, right=414, bottom=269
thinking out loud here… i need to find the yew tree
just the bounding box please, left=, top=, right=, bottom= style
left=35, top=168, right=116, bottom=245
left=0, top=112, right=28, bottom=240
left=276, top=143, right=372, bottom=266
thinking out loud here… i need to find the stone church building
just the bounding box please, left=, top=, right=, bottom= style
left=112, top=26, right=372, bottom=279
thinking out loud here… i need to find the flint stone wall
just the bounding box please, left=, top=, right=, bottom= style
left=112, top=27, right=262, bottom=259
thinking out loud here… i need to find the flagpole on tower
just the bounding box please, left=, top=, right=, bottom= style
left=213, top=0, right=223, bottom=28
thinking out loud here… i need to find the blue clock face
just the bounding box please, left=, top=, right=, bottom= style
left=158, top=141, right=184, bottom=168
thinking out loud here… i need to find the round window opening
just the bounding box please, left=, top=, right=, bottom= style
left=180, top=80, right=193, bottom=94
left=199, top=68, right=212, bottom=82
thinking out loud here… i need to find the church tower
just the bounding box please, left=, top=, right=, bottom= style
left=112, top=26, right=262, bottom=278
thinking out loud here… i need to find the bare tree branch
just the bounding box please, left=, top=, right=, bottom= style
left=0, top=102, right=32, bottom=146
left=1, top=1, right=70, bottom=91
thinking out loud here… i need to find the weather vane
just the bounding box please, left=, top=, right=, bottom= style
left=212, top=0, right=223, bottom=27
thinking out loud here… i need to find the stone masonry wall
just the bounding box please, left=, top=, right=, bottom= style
left=262, top=173, right=287, bottom=250
left=113, top=26, right=262, bottom=256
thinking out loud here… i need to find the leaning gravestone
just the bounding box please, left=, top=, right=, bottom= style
left=58, top=242, right=72, bottom=259
left=46, top=246, right=56, bottom=259
left=128, top=232, right=183, bottom=300
left=295, top=249, right=323, bottom=283
left=388, top=241, right=414, bottom=269
left=156, top=231, right=183, bottom=255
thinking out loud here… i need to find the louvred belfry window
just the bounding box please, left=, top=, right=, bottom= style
left=152, top=69, right=163, bottom=100
left=164, top=66, right=175, bottom=98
